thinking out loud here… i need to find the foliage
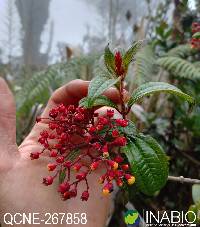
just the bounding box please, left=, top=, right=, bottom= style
left=188, top=184, right=200, bottom=224
left=80, top=42, right=194, bottom=197
left=134, top=44, right=200, bottom=85
left=16, top=54, right=99, bottom=142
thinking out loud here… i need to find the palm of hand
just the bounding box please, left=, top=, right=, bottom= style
left=0, top=79, right=119, bottom=227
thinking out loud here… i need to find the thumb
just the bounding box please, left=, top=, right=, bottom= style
left=0, top=77, right=16, bottom=145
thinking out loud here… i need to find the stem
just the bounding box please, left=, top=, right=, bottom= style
left=168, top=175, right=200, bottom=184
left=85, top=178, right=89, bottom=191
left=119, top=77, right=126, bottom=119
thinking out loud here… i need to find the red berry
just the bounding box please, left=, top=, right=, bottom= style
left=63, top=161, right=71, bottom=168
left=49, top=122, right=58, bottom=130
left=60, top=133, right=68, bottom=141
left=108, top=170, right=115, bottom=180
left=58, top=104, right=66, bottom=113
left=56, top=156, right=64, bottom=163
left=102, top=144, right=109, bottom=157
left=38, top=137, right=46, bottom=144
left=112, top=129, right=119, bottom=137
left=96, top=124, right=104, bottom=131
left=102, top=183, right=113, bottom=195
left=49, top=150, right=57, bottom=157
left=63, top=191, right=71, bottom=200
left=116, top=178, right=123, bottom=187
left=107, top=109, right=114, bottom=118
left=90, top=161, right=100, bottom=171
left=116, top=170, right=123, bottom=177
left=107, top=160, right=118, bottom=170
left=81, top=191, right=89, bottom=201
left=76, top=107, right=85, bottom=113
left=89, top=126, right=96, bottom=133
left=115, top=119, right=129, bottom=127
left=43, top=176, right=54, bottom=186
left=114, top=136, right=127, bottom=146
left=68, top=105, right=75, bottom=112
left=84, top=135, right=92, bottom=143
left=49, top=134, right=56, bottom=139
left=125, top=174, right=135, bottom=185
left=30, top=152, right=40, bottom=160
left=98, top=175, right=105, bottom=184
left=47, top=163, right=57, bottom=171
left=74, top=113, right=84, bottom=121
left=58, top=182, right=70, bottom=194
left=40, top=130, right=49, bottom=138
left=56, top=127, right=64, bottom=135
left=49, top=109, right=58, bottom=118
left=73, top=163, right=82, bottom=172
left=76, top=172, right=87, bottom=180
left=98, top=116, right=109, bottom=125
left=121, top=164, right=129, bottom=171
left=92, top=142, right=101, bottom=150
left=114, top=155, right=124, bottom=163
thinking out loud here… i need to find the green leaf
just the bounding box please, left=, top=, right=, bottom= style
left=193, top=32, right=200, bottom=39
left=192, top=184, right=200, bottom=204
left=117, top=120, right=137, bottom=136
left=104, top=45, right=115, bottom=73
left=67, top=149, right=81, bottom=161
left=123, top=40, right=143, bottom=69
left=122, top=135, right=169, bottom=195
left=188, top=204, right=200, bottom=223
left=79, top=95, right=117, bottom=109
left=88, top=75, right=120, bottom=98
left=59, top=169, right=66, bottom=183
left=79, top=97, right=93, bottom=108
left=93, top=95, right=117, bottom=108
left=128, top=82, right=195, bottom=107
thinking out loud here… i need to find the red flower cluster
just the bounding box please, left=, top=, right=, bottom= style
left=115, top=51, right=125, bottom=76
left=190, top=22, right=200, bottom=49
left=31, top=104, right=135, bottom=201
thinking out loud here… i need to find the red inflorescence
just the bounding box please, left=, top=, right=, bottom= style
left=190, top=22, right=200, bottom=49
left=114, top=51, right=125, bottom=76
left=30, top=104, right=135, bottom=201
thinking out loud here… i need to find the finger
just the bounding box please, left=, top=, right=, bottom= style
left=41, top=79, right=122, bottom=118
left=20, top=80, right=123, bottom=149
left=0, top=77, right=16, bottom=145
left=95, top=106, right=122, bottom=119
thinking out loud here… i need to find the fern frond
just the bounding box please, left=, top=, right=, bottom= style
left=16, top=64, right=62, bottom=117
left=134, top=45, right=158, bottom=85
left=157, top=56, right=200, bottom=80
left=166, top=44, right=196, bottom=58
left=193, top=61, right=200, bottom=69
left=16, top=54, right=99, bottom=117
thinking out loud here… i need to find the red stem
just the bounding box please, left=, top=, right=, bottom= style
left=119, top=77, right=126, bottom=119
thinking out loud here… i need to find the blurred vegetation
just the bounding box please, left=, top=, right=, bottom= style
left=0, top=0, right=200, bottom=226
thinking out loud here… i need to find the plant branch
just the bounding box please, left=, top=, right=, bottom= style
left=168, top=175, right=200, bottom=184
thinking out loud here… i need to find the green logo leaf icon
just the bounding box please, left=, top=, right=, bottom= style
left=124, top=210, right=139, bottom=225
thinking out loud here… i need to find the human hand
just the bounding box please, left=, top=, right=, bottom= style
left=0, top=79, right=121, bottom=227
